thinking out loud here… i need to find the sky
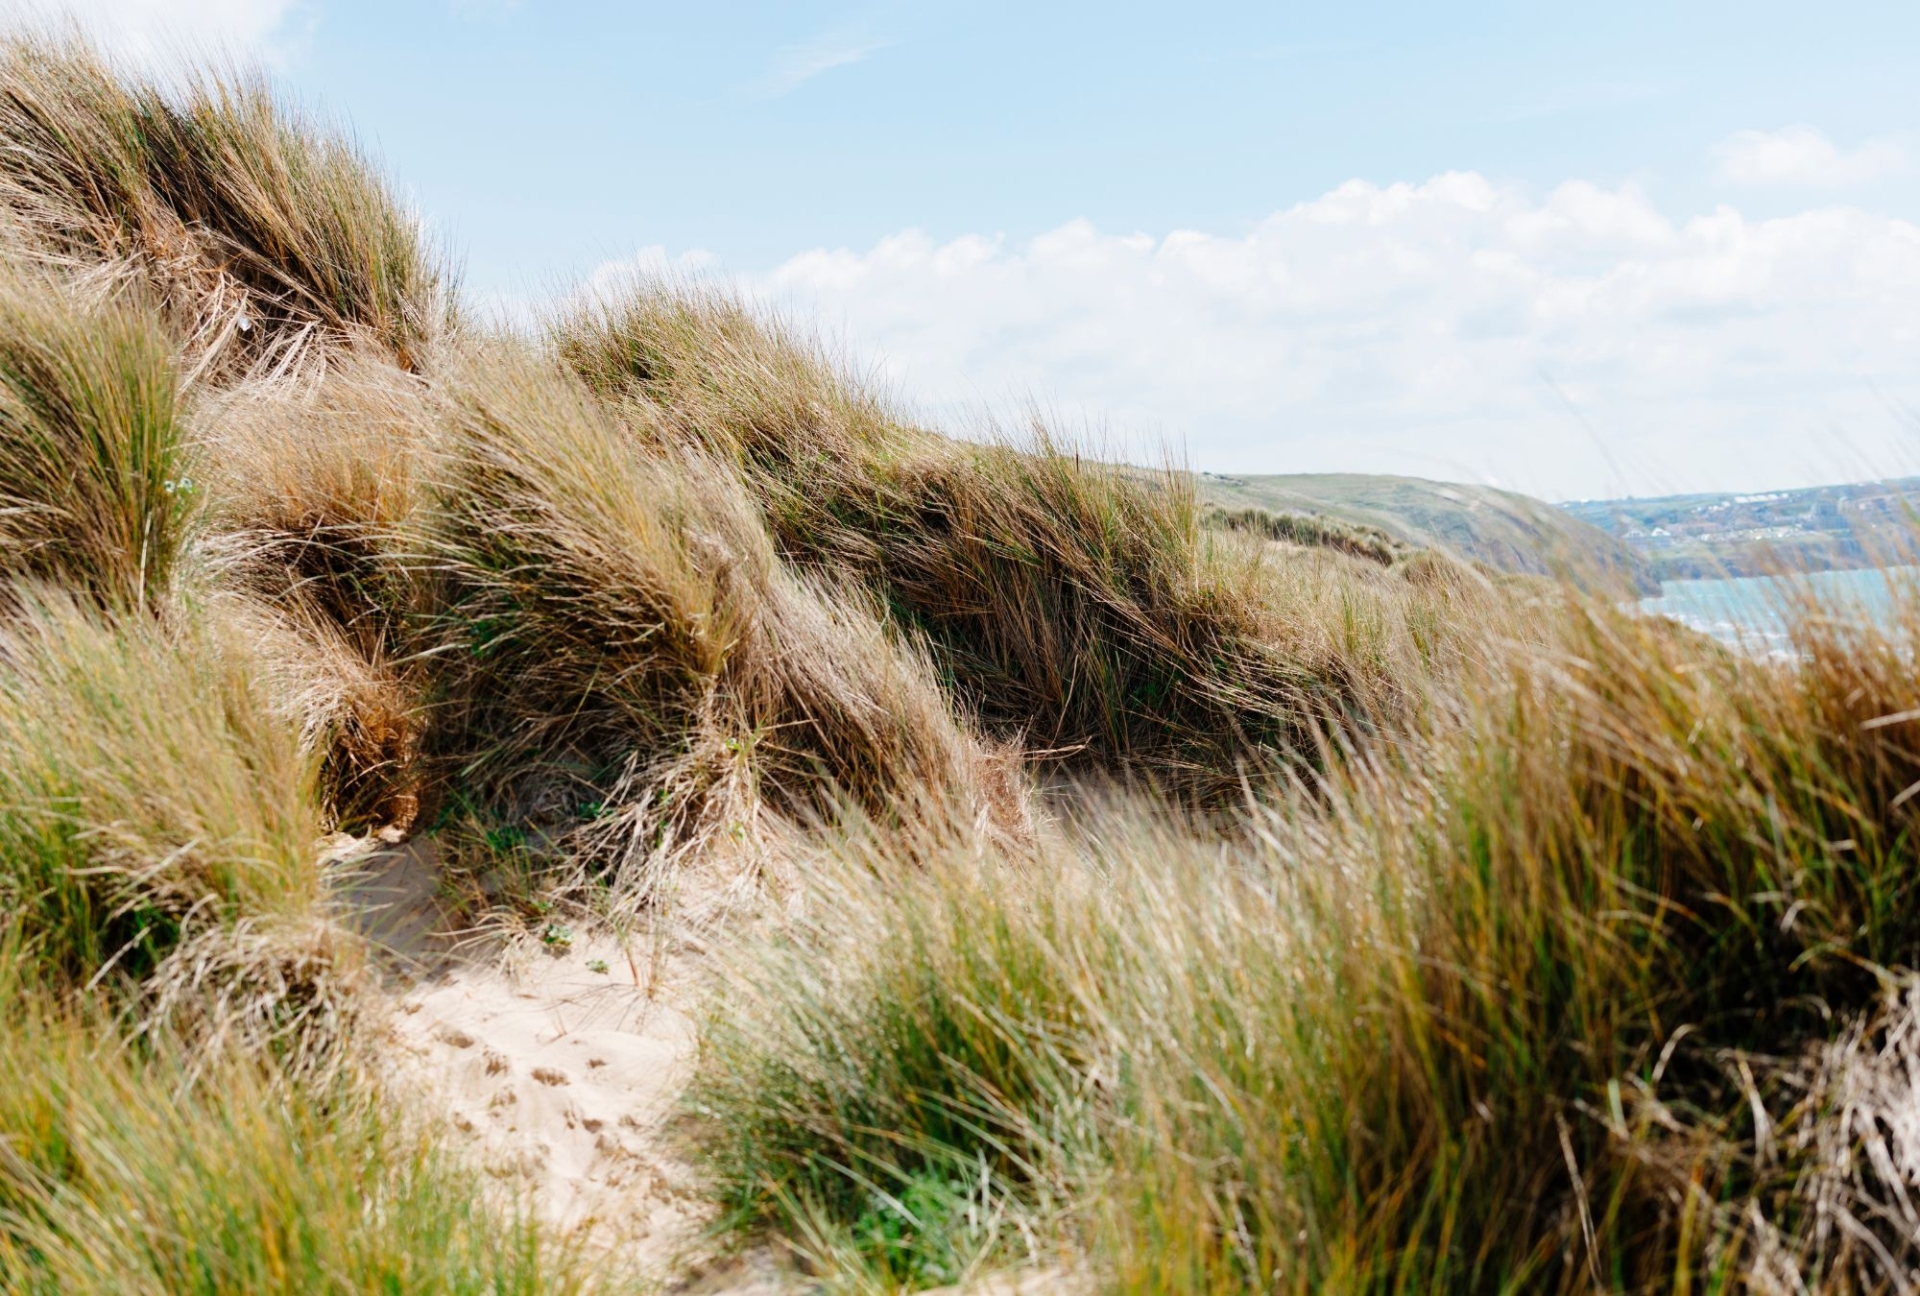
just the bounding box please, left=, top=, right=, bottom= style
left=9, top=0, right=1920, bottom=500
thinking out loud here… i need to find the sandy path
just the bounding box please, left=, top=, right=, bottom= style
left=390, top=939, right=707, bottom=1262
left=333, top=834, right=792, bottom=1292
left=335, top=834, right=1067, bottom=1294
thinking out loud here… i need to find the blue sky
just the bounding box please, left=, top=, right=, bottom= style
left=17, top=0, right=1920, bottom=498
left=293, top=2, right=1920, bottom=295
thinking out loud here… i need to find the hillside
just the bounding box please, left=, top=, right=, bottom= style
left=1563, top=478, right=1920, bottom=579
left=1198, top=470, right=1658, bottom=592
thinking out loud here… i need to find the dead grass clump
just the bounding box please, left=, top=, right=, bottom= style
left=558, top=285, right=1389, bottom=795
left=0, top=268, right=185, bottom=608
left=216, top=594, right=423, bottom=833
left=195, top=358, right=437, bottom=828
left=0, top=35, right=446, bottom=371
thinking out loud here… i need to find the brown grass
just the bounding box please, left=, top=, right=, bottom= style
left=0, top=35, right=447, bottom=371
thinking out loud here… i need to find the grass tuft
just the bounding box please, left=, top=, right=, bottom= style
left=0, top=34, right=447, bottom=370
left=0, top=269, right=185, bottom=607
left=0, top=961, right=587, bottom=1295
left=0, top=588, right=321, bottom=985
left=557, top=283, right=1399, bottom=796
left=692, top=578, right=1920, bottom=1291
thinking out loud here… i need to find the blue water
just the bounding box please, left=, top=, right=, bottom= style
left=1639, top=567, right=1920, bottom=656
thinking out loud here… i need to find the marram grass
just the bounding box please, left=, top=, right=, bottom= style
left=1, top=28, right=1917, bottom=1296
left=0, top=947, right=594, bottom=1295
left=691, top=584, right=1920, bottom=1293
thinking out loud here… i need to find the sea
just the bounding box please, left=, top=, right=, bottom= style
left=1638, top=566, right=1920, bottom=657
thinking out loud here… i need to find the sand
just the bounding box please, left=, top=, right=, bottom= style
left=334, top=831, right=1070, bottom=1294
left=328, top=832, right=782, bottom=1290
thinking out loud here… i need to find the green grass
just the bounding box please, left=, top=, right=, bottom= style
left=0, top=270, right=186, bottom=607
left=0, top=590, right=321, bottom=985
left=0, top=945, right=597, bottom=1295
left=690, top=581, right=1920, bottom=1292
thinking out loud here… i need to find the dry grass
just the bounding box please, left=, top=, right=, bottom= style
left=422, top=346, right=1017, bottom=888
left=0, top=35, right=447, bottom=371
left=12, top=30, right=1920, bottom=1296
left=194, top=356, right=436, bottom=828
left=0, top=588, right=323, bottom=984
left=0, top=944, right=589, bottom=1295
left=555, top=285, right=1404, bottom=797
left=1201, top=502, right=1401, bottom=566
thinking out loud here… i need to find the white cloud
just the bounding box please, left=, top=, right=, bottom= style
left=594, top=174, right=1920, bottom=499
left=1714, top=126, right=1907, bottom=188
left=755, top=30, right=889, bottom=100
left=0, top=0, right=303, bottom=65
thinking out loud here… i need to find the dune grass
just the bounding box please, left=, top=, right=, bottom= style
left=0, top=590, right=322, bottom=986
left=0, top=941, right=592, bottom=1295
left=195, top=357, right=440, bottom=830
left=690, top=581, right=1920, bottom=1292
left=421, top=347, right=1015, bottom=886
left=8, top=29, right=1920, bottom=1296
left=0, top=36, right=446, bottom=369
left=1201, top=501, right=1401, bottom=566
left=0, top=270, right=186, bottom=607
left=556, top=286, right=1400, bottom=797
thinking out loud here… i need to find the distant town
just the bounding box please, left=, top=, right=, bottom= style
left=1562, top=478, right=1920, bottom=579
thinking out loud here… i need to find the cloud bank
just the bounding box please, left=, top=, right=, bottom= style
left=1715, top=126, right=1908, bottom=188
left=590, top=172, right=1920, bottom=499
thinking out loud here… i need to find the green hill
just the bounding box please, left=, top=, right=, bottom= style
left=1198, top=470, right=1658, bottom=592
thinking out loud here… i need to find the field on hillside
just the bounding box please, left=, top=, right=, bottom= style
left=7, top=35, right=1920, bottom=1295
